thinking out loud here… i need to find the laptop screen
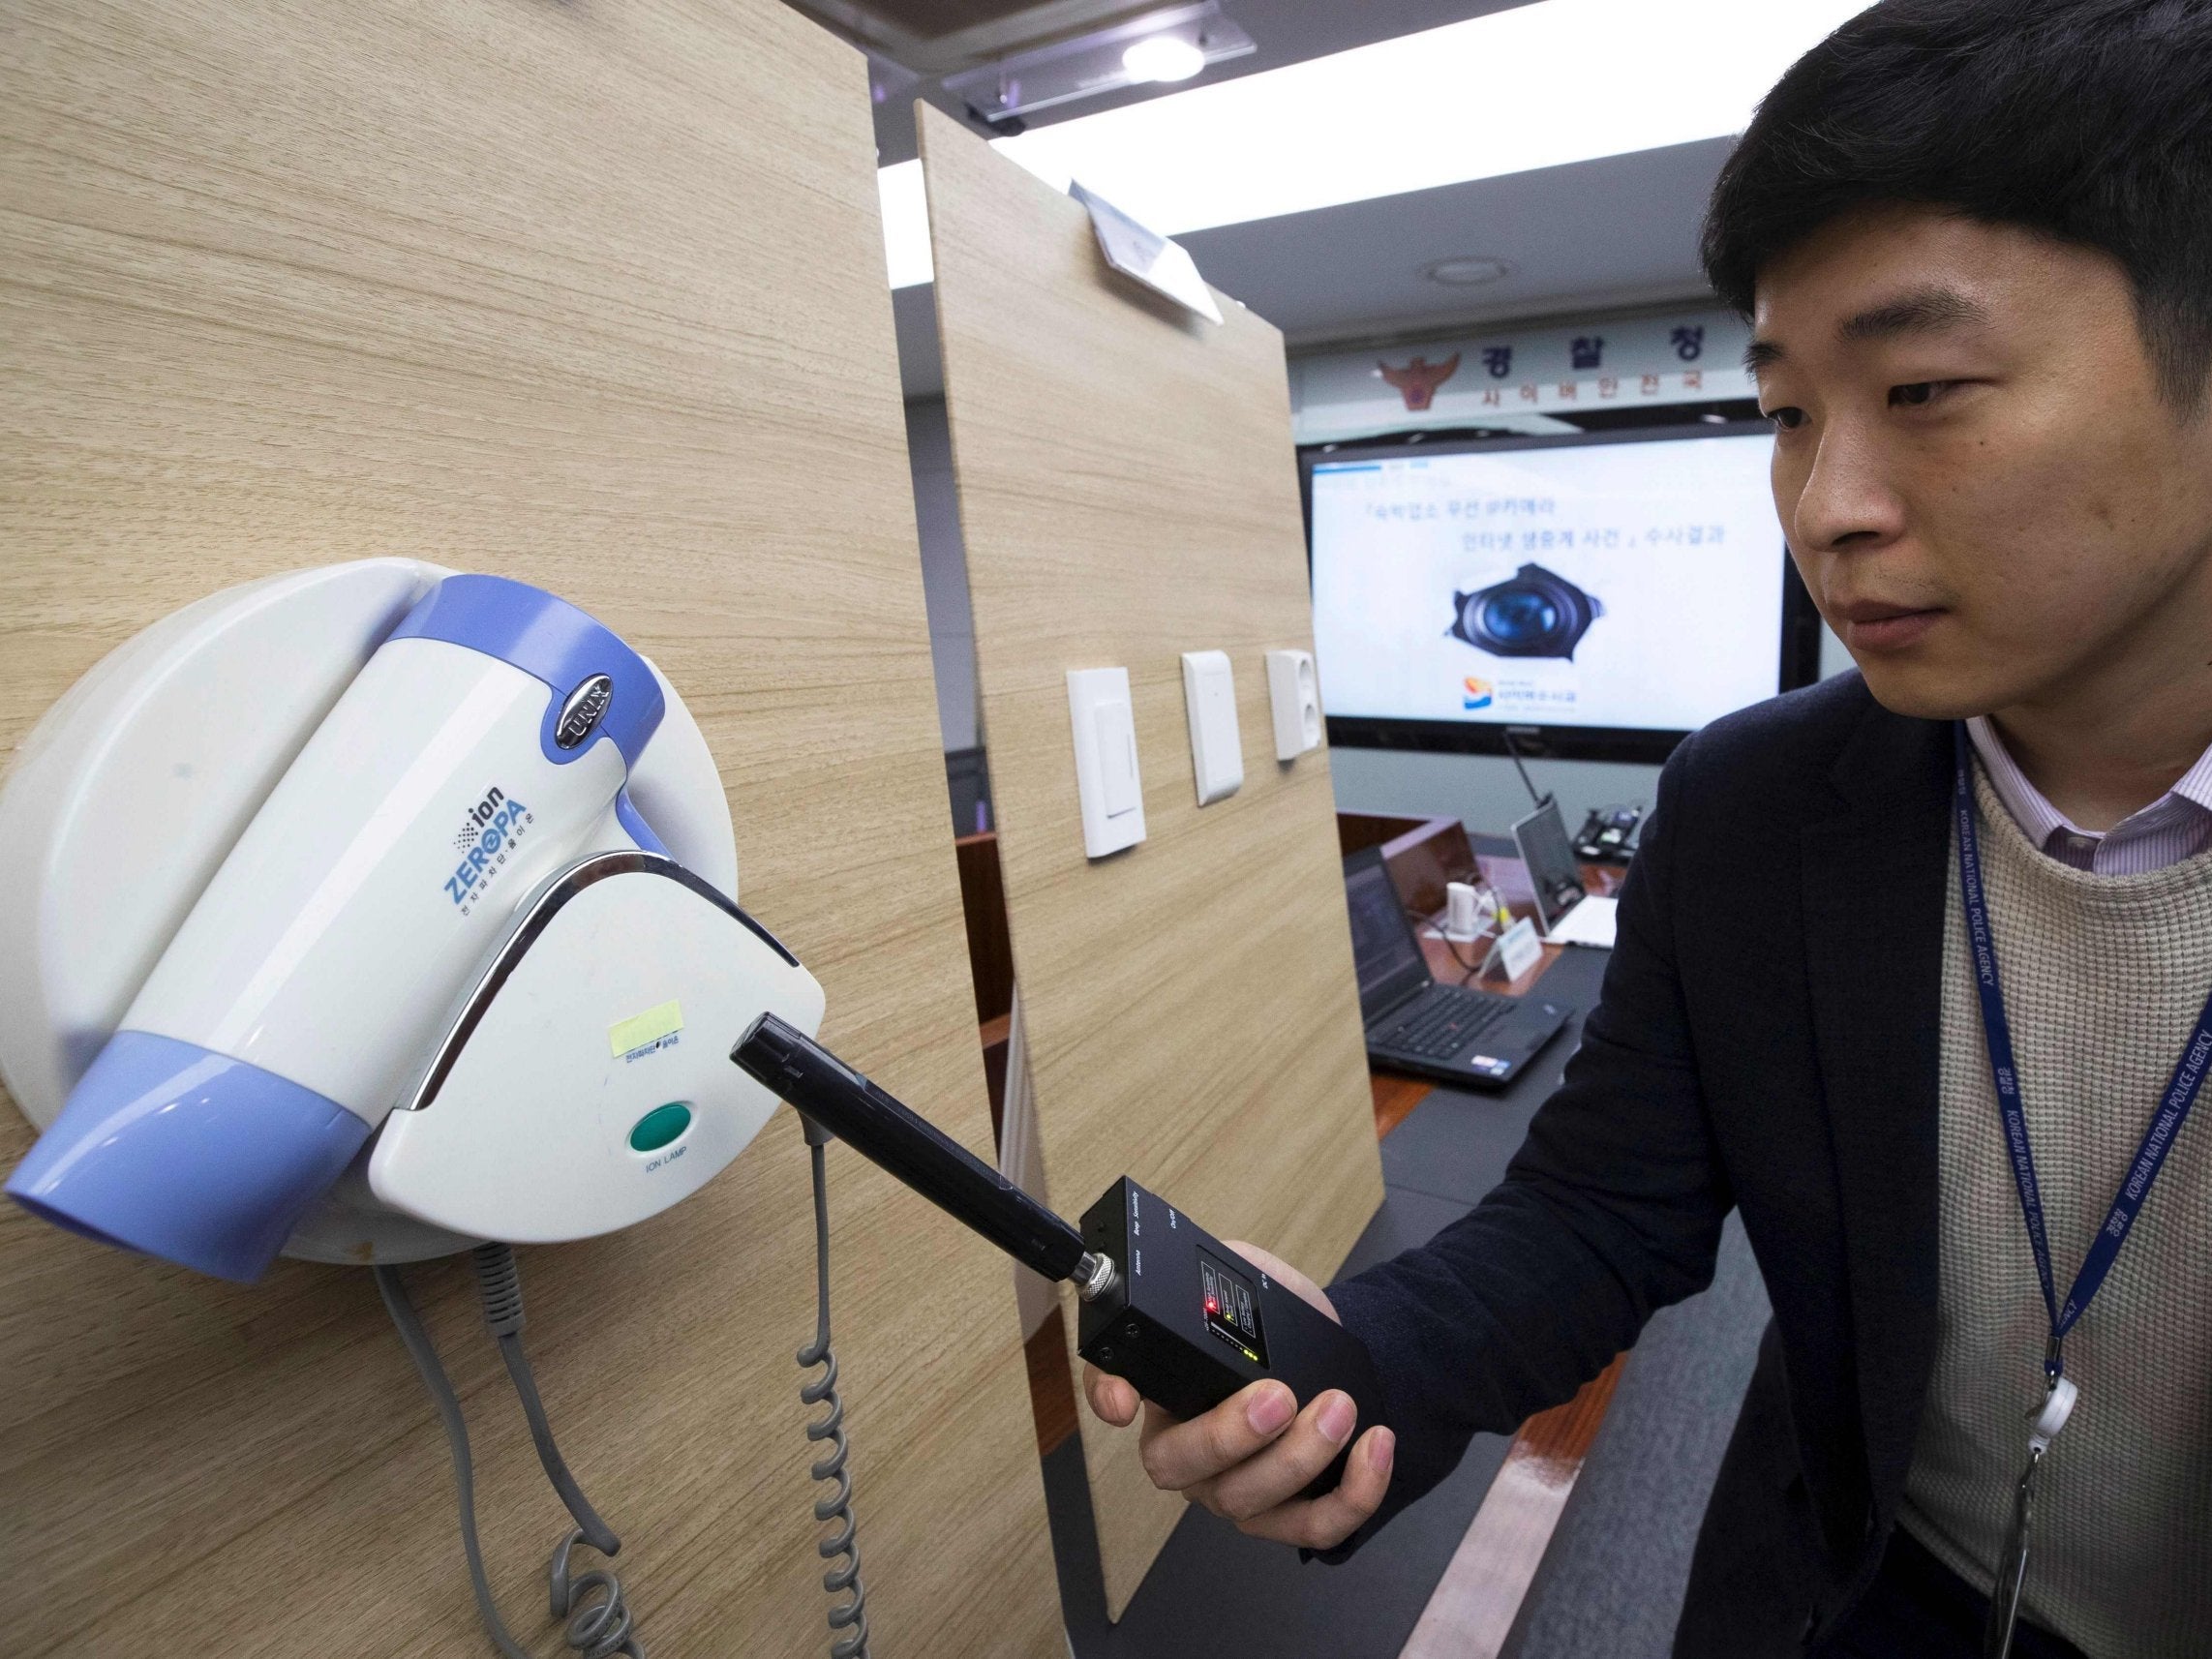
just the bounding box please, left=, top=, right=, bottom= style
left=1343, top=847, right=1432, bottom=1024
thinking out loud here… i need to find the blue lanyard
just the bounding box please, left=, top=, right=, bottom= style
left=1953, top=722, right=2212, bottom=1382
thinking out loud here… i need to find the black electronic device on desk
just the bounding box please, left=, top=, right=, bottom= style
left=1573, top=803, right=1642, bottom=863
left=730, top=1013, right=1386, bottom=1497
left=1343, top=846, right=1570, bottom=1087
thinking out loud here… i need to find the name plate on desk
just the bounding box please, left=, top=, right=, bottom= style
left=1493, top=916, right=1542, bottom=981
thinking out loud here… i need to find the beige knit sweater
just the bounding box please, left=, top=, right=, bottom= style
left=1897, top=767, right=2212, bottom=1658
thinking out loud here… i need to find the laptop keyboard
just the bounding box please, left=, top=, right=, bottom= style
left=1376, top=986, right=1514, bottom=1060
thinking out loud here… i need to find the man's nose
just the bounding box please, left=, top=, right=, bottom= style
left=1793, top=423, right=1907, bottom=554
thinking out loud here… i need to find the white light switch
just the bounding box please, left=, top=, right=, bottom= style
left=1265, top=649, right=1322, bottom=761
left=1068, top=667, right=1146, bottom=858
left=1097, top=704, right=1139, bottom=816
left=1180, top=649, right=1244, bottom=805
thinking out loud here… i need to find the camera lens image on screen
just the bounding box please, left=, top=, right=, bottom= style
left=1449, top=563, right=1604, bottom=660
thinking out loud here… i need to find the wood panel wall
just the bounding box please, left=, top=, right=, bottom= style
left=918, top=105, right=1386, bottom=1618
left=0, top=5, right=1057, bottom=1654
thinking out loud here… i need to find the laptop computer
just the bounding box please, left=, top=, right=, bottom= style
left=1344, top=846, right=1571, bottom=1089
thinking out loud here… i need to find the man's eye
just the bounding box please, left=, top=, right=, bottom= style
left=1890, top=380, right=1950, bottom=407
left=1763, top=406, right=1806, bottom=432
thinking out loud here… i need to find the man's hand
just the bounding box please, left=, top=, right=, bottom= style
left=1080, top=1240, right=1395, bottom=1552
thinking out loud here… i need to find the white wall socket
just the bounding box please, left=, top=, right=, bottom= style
left=1067, top=667, right=1146, bottom=858
left=1265, top=649, right=1322, bottom=760
left=1179, top=649, right=1243, bottom=806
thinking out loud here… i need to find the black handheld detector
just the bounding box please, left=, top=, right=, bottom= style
left=730, top=1013, right=1387, bottom=1497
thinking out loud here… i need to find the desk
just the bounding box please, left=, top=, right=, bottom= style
left=1377, top=849, right=1624, bottom=1139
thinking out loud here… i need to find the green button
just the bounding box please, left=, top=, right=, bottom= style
left=629, top=1101, right=692, bottom=1153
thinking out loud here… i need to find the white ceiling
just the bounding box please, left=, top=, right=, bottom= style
left=1179, top=136, right=1731, bottom=347
left=868, top=2, right=1730, bottom=398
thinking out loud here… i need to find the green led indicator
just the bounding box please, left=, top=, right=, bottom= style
left=629, top=1101, right=693, bottom=1153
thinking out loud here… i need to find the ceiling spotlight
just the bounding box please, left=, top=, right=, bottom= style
left=1423, top=256, right=1513, bottom=287
left=1124, top=34, right=1208, bottom=83
left=940, top=3, right=1254, bottom=125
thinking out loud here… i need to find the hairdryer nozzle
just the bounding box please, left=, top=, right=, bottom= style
left=6, top=1032, right=369, bottom=1282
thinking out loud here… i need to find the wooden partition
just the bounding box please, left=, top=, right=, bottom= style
left=918, top=106, right=1387, bottom=1616
left=0, top=6, right=1058, bottom=1654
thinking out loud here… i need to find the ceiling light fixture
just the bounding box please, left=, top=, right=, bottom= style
left=881, top=0, right=1872, bottom=289
left=939, top=3, right=1253, bottom=128
left=1423, top=256, right=1513, bottom=288
left=1123, top=35, right=1208, bottom=84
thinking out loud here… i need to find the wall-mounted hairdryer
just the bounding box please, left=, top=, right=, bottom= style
left=1, top=563, right=1392, bottom=1659
left=1, top=562, right=822, bottom=1282
left=0, top=561, right=846, bottom=1658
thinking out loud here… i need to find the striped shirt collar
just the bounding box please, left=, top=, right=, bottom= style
left=1965, top=715, right=2212, bottom=875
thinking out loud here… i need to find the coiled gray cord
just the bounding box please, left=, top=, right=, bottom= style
left=375, top=1249, right=641, bottom=1659
left=800, top=1134, right=870, bottom=1659
left=471, top=1244, right=623, bottom=1562
left=375, top=1264, right=531, bottom=1659
left=379, top=1141, right=868, bottom=1659
left=471, top=1244, right=638, bottom=1658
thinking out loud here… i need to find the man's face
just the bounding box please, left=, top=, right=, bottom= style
left=1750, top=204, right=2212, bottom=718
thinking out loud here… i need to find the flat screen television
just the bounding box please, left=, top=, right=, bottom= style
left=1303, top=422, right=1824, bottom=764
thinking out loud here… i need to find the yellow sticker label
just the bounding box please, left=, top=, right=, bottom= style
left=609, top=999, right=683, bottom=1058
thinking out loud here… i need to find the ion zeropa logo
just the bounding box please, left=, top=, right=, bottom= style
left=444, top=785, right=533, bottom=912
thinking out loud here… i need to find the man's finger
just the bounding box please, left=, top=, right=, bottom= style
left=1235, top=1425, right=1396, bottom=1551
left=1206, top=1389, right=1359, bottom=1521
left=1083, top=1365, right=1140, bottom=1427
left=1136, top=1379, right=1297, bottom=1491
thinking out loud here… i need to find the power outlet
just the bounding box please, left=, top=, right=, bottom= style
left=1265, top=649, right=1322, bottom=761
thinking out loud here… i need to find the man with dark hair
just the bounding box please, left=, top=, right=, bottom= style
left=1082, top=2, right=2212, bottom=1653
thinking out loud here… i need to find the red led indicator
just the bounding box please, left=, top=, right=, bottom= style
left=1204, top=1297, right=1219, bottom=1313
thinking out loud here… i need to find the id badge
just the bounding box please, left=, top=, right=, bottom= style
left=1983, top=1376, right=2076, bottom=1659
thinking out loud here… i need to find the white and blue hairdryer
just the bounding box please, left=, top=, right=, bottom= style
left=3, top=567, right=822, bottom=1281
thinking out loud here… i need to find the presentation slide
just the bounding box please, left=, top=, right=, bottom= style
left=1309, top=433, right=1786, bottom=733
